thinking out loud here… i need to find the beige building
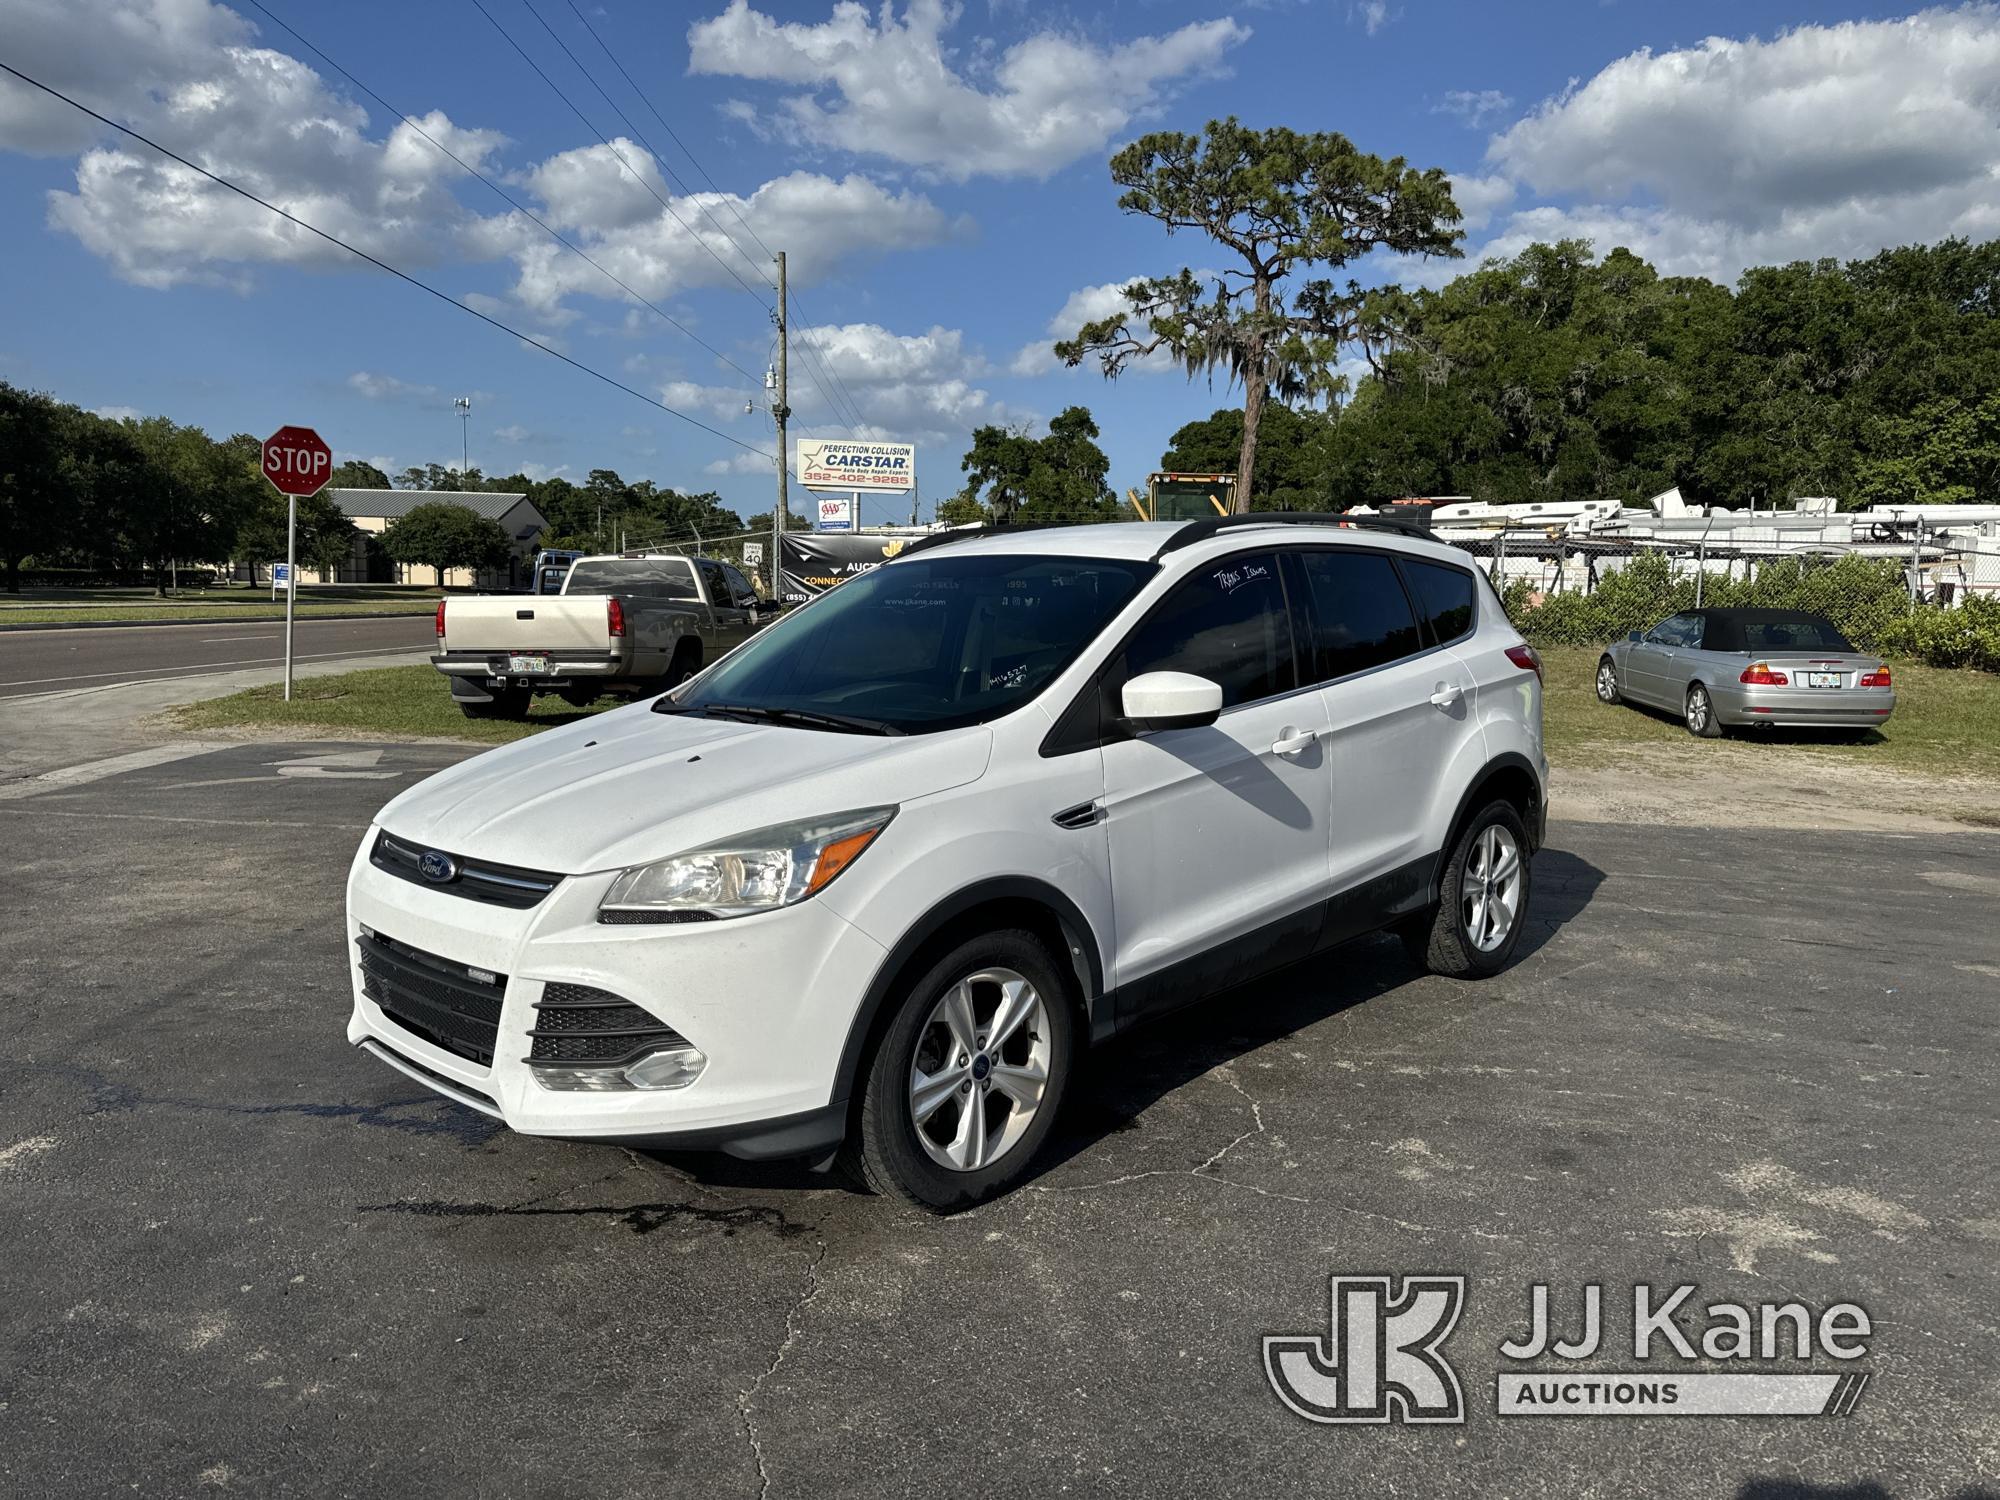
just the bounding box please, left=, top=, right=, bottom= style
left=303, top=489, right=549, bottom=589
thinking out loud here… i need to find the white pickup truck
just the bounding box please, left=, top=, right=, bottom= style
left=433, top=552, right=768, bottom=718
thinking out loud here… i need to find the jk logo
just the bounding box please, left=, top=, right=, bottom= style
left=1264, top=1275, right=1467, bottom=1424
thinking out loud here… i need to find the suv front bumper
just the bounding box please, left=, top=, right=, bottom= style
left=343, top=827, right=885, bottom=1157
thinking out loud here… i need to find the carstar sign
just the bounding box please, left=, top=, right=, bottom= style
left=262, top=425, right=332, bottom=497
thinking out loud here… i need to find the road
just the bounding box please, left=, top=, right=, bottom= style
left=0, top=739, right=1994, bottom=1497
left=0, top=614, right=435, bottom=700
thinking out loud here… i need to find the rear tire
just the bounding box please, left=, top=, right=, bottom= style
left=848, top=929, right=1075, bottom=1212
left=662, top=640, right=702, bottom=691
left=458, top=686, right=532, bottom=720
left=1403, top=801, right=1532, bottom=979
left=1595, top=657, right=1622, bottom=705
left=1685, top=682, right=1724, bottom=738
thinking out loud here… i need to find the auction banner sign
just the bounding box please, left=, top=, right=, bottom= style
left=798, top=439, right=915, bottom=492
left=779, top=530, right=928, bottom=603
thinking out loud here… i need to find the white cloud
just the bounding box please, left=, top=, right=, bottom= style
left=689, top=319, right=1022, bottom=471
left=1349, top=2, right=1392, bottom=37
left=498, top=157, right=966, bottom=315
left=493, top=424, right=530, bottom=443
left=10, top=0, right=955, bottom=307
left=91, top=404, right=144, bottom=421
left=1449, top=173, right=1515, bottom=231
left=686, top=0, right=1250, bottom=179
left=17, top=1, right=505, bottom=289
left=1434, top=89, right=1513, bottom=128
left=1478, top=9, right=2000, bottom=280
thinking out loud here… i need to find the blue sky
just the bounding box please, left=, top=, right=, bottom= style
left=4, top=0, right=1996, bottom=528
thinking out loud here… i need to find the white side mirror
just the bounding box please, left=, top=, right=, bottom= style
left=1121, top=670, right=1223, bottom=732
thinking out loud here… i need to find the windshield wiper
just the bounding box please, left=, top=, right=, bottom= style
left=654, top=701, right=905, bottom=736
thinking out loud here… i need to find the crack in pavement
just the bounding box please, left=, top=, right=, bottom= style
left=737, top=1234, right=828, bottom=1500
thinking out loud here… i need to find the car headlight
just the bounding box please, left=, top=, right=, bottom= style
left=598, top=806, right=895, bottom=922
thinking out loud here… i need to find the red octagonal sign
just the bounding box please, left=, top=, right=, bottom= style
left=262, top=425, right=332, bottom=497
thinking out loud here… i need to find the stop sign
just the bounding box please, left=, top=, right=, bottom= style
left=262, top=425, right=332, bottom=497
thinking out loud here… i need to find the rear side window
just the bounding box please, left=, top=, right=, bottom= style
left=1403, top=560, right=1475, bottom=644
left=1118, top=552, right=1293, bottom=708
left=1293, top=550, right=1424, bottom=683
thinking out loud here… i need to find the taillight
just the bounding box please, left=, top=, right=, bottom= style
left=1859, top=666, right=1891, bottom=688
left=607, top=597, right=627, bottom=638
left=434, top=600, right=446, bottom=638
left=1504, top=644, right=1542, bottom=682
left=1740, top=662, right=1788, bottom=685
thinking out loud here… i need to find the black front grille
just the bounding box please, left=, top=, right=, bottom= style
left=371, top=831, right=561, bottom=910
left=526, top=982, right=688, bottom=1070
left=358, top=931, right=506, bottom=1066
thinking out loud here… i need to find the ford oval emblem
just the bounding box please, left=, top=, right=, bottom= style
left=418, top=850, right=459, bottom=884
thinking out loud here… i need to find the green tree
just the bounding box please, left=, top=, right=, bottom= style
left=329, top=459, right=391, bottom=490
left=0, top=384, right=79, bottom=592
left=933, top=492, right=990, bottom=526
left=1056, top=118, right=1463, bottom=510
left=959, top=407, right=1119, bottom=524
left=1853, top=393, right=2000, bottom=507
left=381, top=501, right=512, bottom=586
left=119, top=415, right=261, bottom=593
left=237, top=490, right=360, bottom=579
left=1160, top=404, right=1335, bottom=510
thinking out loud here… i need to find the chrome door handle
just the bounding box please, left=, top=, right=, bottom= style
left=1271, top=727, right=1317, bottom=757
left=1428, top=683, right=1463, bottom=710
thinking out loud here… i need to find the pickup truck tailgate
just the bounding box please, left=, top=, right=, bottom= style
left=441, top=596, right=614, bottom=655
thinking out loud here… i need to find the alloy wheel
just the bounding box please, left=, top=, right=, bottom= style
left=908, top=967, right=1051, bottom=1173
left=1596, top=662, right=1618, bottom=701
left=1687, top=686, right=1710, bottom=733
left=1460, top=824, right=1523, bottom=953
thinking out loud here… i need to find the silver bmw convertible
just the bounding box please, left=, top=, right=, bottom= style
left=1597, top=607, right=1897, bottom=737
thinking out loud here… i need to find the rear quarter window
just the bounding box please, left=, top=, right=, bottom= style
left=1402, top=559, right=1476, bottom=644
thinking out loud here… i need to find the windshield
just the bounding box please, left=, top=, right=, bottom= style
left=566, top=558, right=696, bottom=600
left=671, top=552, right=1152, bottom=734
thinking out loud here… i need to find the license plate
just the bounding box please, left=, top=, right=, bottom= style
left=507, top=654, right=550, bottom=674
left=1806, top=671, right=1842, bottom=689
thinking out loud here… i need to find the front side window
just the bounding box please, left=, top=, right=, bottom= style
left=1294, top=550, right=1424, bottom=683
left=1646, top=613, right=1693, bottom=647
left=1404, top=559, right=1476, bottom=644
left=566, top=559, right=697, bottom=601
left=672, top=553, right=1152, bottom=734
left=1117, top=551, right=1293, bottom=708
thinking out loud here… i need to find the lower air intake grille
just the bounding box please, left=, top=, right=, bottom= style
left=358, top=932, right=505, bottom=1067
left=526, top=983, right=688, bottom=1069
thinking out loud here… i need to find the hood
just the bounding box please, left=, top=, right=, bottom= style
left=376, top=700, right=992, bottom=873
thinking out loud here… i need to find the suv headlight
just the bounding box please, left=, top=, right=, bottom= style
left=598, top=806, right=895, bottom=922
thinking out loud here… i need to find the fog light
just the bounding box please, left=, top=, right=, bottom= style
left=533, top=1067, right=635, bottom=1092
left=624, top=1045, right=707, bottom=1090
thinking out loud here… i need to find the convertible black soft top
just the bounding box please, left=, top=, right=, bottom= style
left=1693, top=608, right=1855, bottom=654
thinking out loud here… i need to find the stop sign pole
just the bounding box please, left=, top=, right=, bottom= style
left=261, top=426, right=333, bottom=701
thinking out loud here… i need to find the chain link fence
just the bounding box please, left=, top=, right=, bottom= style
left=1434, top=530, right=2000, bottom=672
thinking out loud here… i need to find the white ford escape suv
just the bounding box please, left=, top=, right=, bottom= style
left=345, top=515, right=1546, bottom=1210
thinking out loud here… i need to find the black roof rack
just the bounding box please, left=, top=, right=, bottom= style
left=1153, top=510, right=1432, bottom=560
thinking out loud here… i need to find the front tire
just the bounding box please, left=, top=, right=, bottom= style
left=1402, top=801, right=1532, bottom=979
left=1595, top=657, right=1622, bottom=704
left=1685, top=682, right=1724, bottom=738
left=850, top=930, right=1074, bottom=1212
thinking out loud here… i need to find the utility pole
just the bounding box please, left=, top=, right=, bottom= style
left=454, top=395, right=471, bottom=479
left=772, top=251, right=790, bottom=601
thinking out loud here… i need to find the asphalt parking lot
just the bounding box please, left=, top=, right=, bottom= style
left=1, top=742, right=1996, bottom=1497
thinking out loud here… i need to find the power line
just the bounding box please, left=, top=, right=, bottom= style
left=0, top=59, right=775, bottom=460
left=238, top=0, right=762, bottom=388
left=468, top=0, right=773, bottom=308
left=532, top=0, right=774, bottom=298
left=787, top=295, right=870, bottom=432
left=540, top=0, right=872, bottom=435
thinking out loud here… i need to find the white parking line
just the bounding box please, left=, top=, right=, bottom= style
left=0, top=742, right=235, bottom=801
left=0, top=644, right=428, bottom=692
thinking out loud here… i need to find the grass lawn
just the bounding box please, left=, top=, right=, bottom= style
left=172, top=664, right=618, bottom=745
left=175, top=650, right=2000, bottom=778
left=1540, top=644, right=2000, bottom=781
left=0, top=584, right=443, bottom=626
